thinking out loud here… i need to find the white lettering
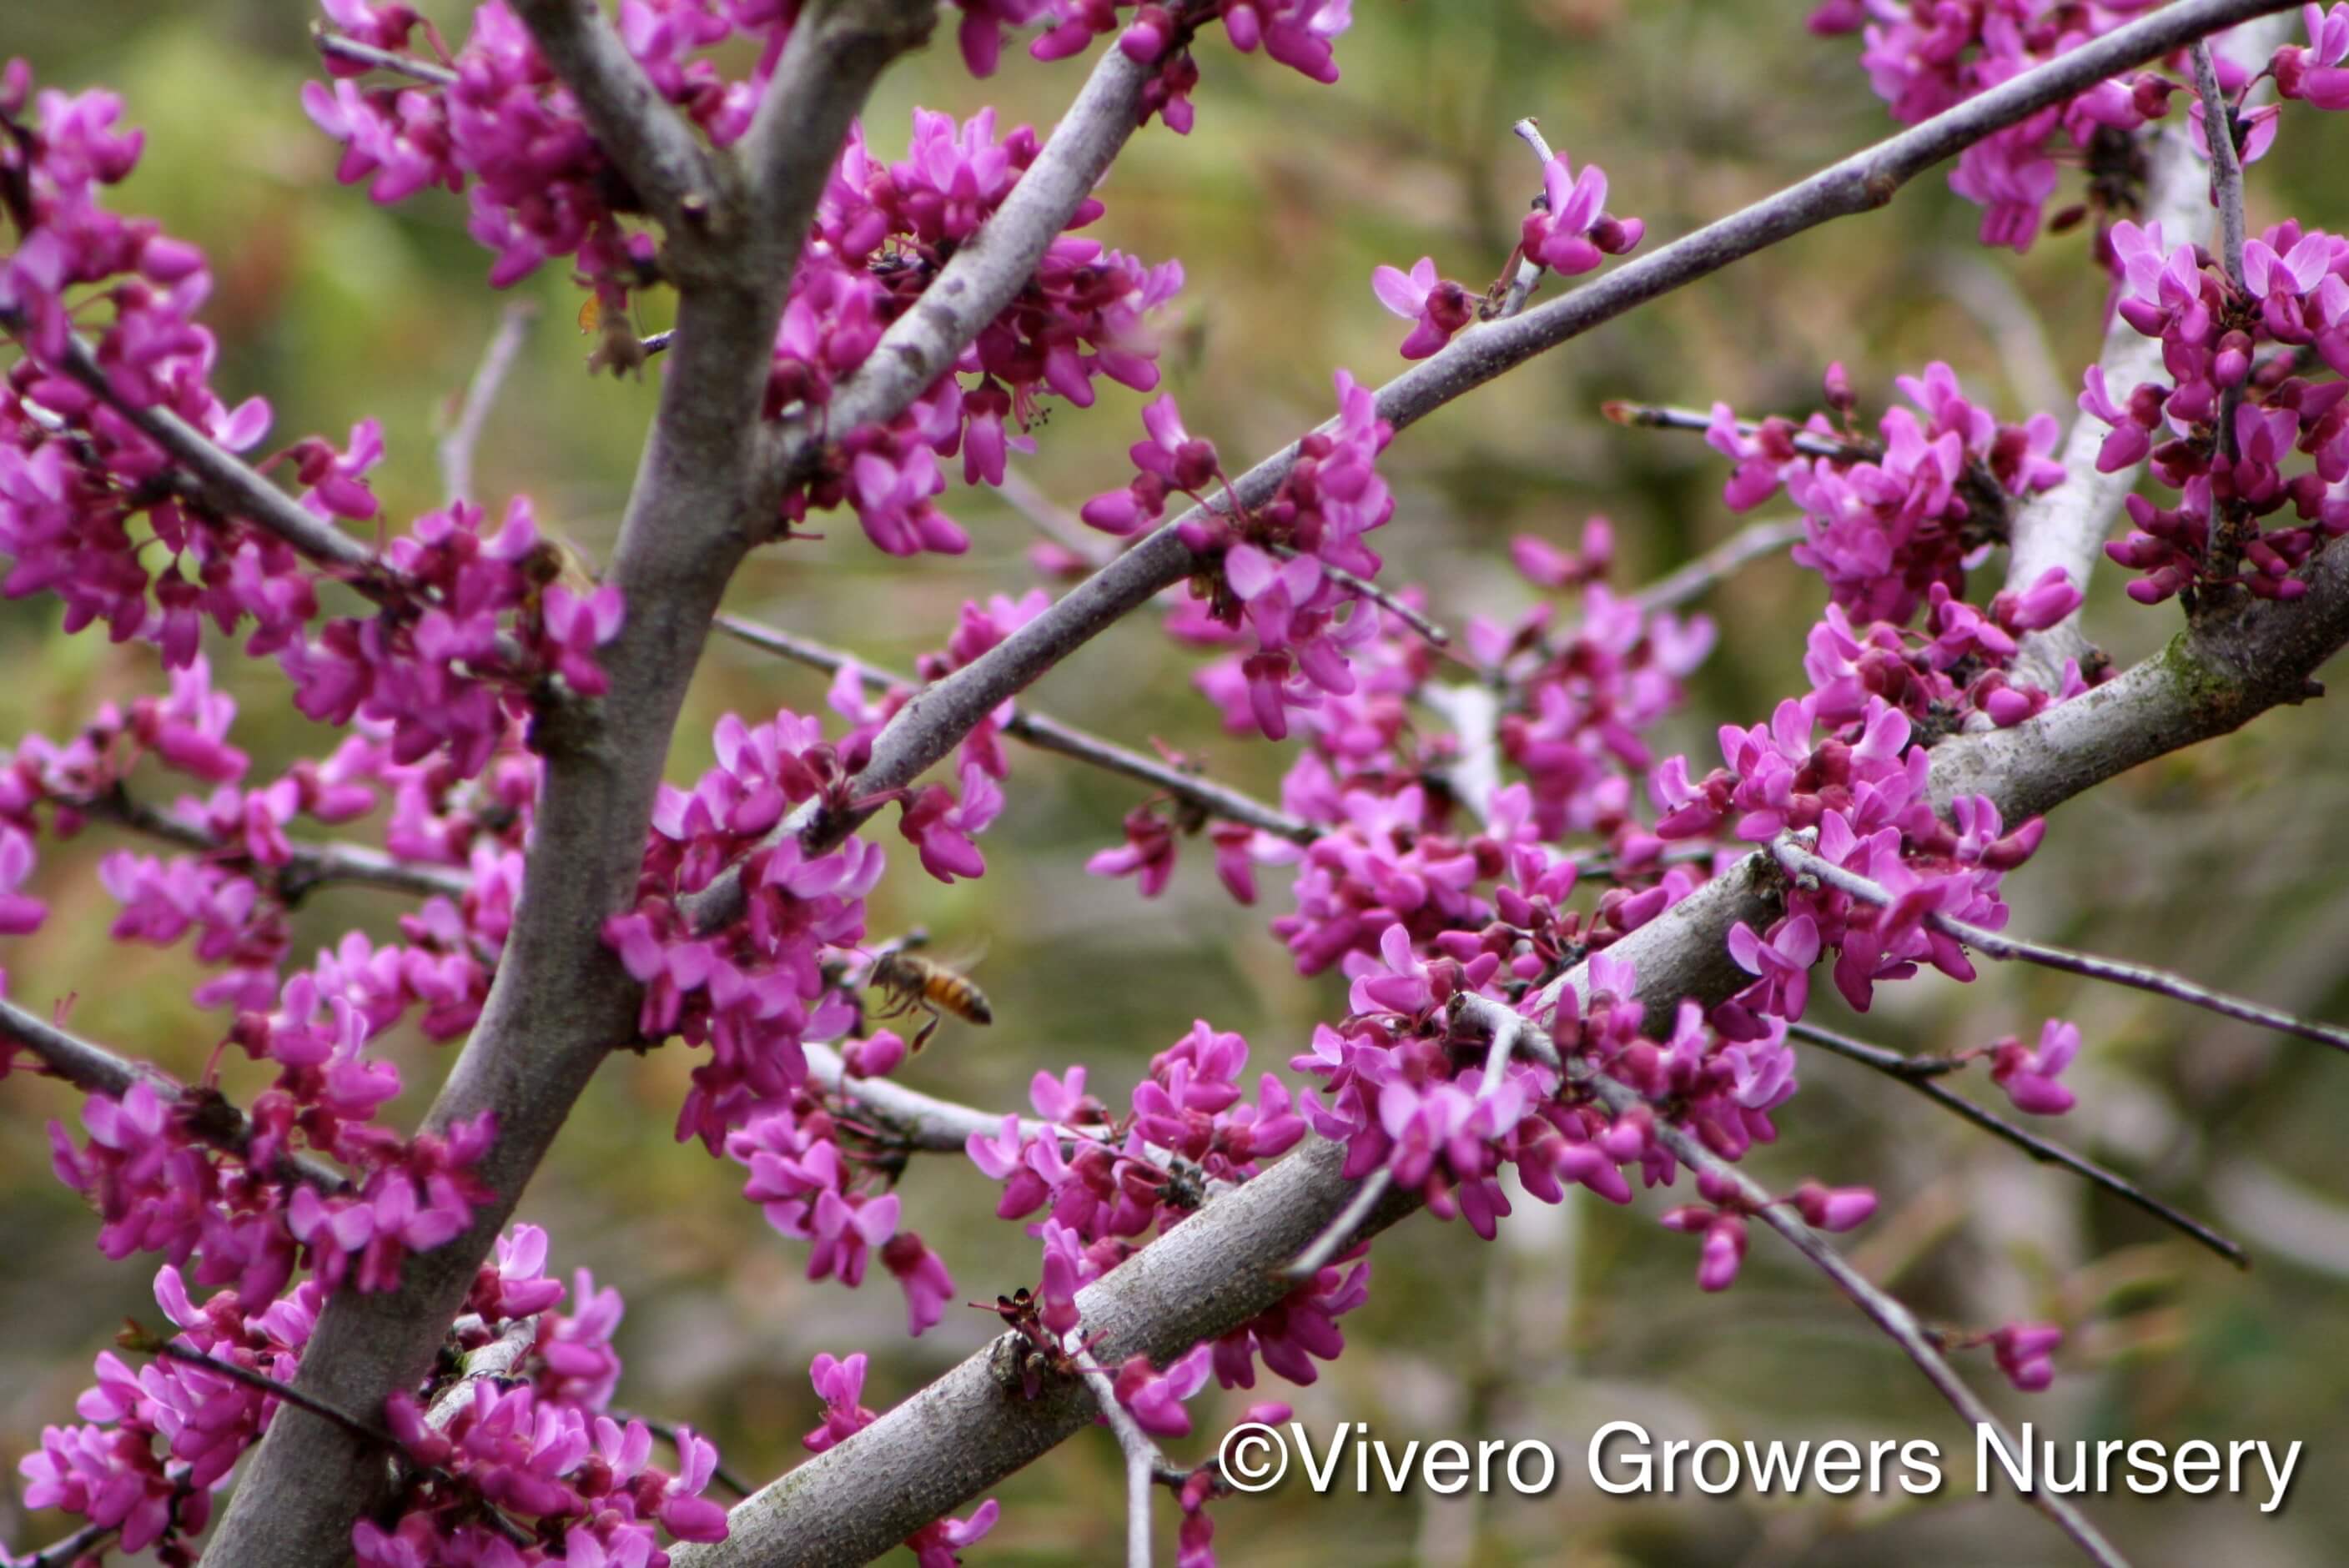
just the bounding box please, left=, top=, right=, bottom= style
left=2174, top=1440, right=2220, bottom=1495
left=2256, top=1442, right=2303, bottom=1514
left=1978, top=1422, right=2034, bottom=1495
left=1742, top=1439, right=1810, bottom=1492
left=1899, top=1440, right=1943, bottom=1495
left=1421, top=1440, right=1469, bottom=1495
left=1589, top=1421, right=1652, bottom=1495
left=1506, top=1440, right=1557, bottom=1495
left=1293, top=1421, right=1349, bottom=1493
left=1371, top=1439, right=1420, bottom=1493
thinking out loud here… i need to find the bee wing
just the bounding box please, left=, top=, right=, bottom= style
left=930, top=937, right=990, bottom=974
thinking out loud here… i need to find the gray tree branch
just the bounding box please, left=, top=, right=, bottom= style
left=713, top=613, right=1319, bottom=843
left=508, top=0, right=720, bottom=238
left=0, top=997, right=350, bottom=1194
left=675, top=526, right=2349, bottom=1567
left=799, top=0, right=2306, bottom=864
left=196, top=4, right=934, bottom=1560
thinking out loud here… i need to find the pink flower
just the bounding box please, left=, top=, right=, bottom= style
left=1114, top=1344, right=1214, bottom=1437
left=883, top=1230, right=955, bottom=1337
left=1662, top=1205, right=1749, bottom=1291
left=803, top=1351, right=877, bottom=1453
left=1990, top=1321, right=2063, bottom=1391
left=537, top=582, right=625, bottom=696
left=1727, top=914, right=1820, bottom=1022
left=896, top=760, right=1004, bottom=883
left=1086, top=806, right=1178, bottom=896
left=1989, top=1018, right=2080, bottom=1115
left=908, top=1499, right=1000, bottom=1568
left=0, top=825, right=44, bottom=934
left=1791, top=1179, right=1877, bottom=1232
left=1520, top=151, right=1638, bottom=275
left=1370, top=257, right=1473, bottom=359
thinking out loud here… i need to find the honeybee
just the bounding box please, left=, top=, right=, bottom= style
left=868, top=936, right=992, bottom=1053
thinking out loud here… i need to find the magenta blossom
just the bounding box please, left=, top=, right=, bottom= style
left=1988, top=1018, right=2081, bottom=1115
left=1370, top=257, right=1473, bottom=359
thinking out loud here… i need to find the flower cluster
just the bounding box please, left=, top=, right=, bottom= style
left=727, top=1083, right=958, bottom=1336
left=1476, top=519, right=1718, bottom=843
left=18, top=1265, right=309, bottom=1558
left=1, top=666, right=542, bottom=1318
left=1086, top=374, right=1397, bottom=744
left=359, top=1221, right=727, bottom=1565
left=283, top=495, right=626, bottom=780
left=798, top=108, right=1185, bottom=557
left=2085, top=219, right=2349, bottom=602
left=46, top=1069, right=497, bottom=1313
left=18, top=1228, right=708, bottom=1568
left=1033, top=0, right=1358, bottom=131
left=1704, top=362, right=2065, bottom=625
left=1169, top=516, right=1708, bottom=978
left=965, top=1026, right=1326, bottom=1406
left=603, top=706, right=885, bottom=1150
left=308, top=0, right=731, bottom=302
left=1803, top=2, right=2232, bottom=253
left=2, top=71, right=321, bottom=660
left=3, top=67, right=622, bottom=781
left=1368, top=148, right=1645, bottom=360
left=2, top=654, right=528, bottom=1033
left=302, top=10, right=1200, bottom=565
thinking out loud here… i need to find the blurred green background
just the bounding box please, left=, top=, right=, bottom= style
left=5, top=3, right=2349, bottom=1564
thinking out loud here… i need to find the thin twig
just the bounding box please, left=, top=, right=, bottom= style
left=1074, top=1362, right=1166, bottom=1568
left=1279, top=1168, right=1393, bottom=1284
left=16, top=1519, right=120, bottom=1568
left=802, top=1041, right=1052, bottom=1152
left=1, top=997, right=350, bottom=1193
left=44, top=336, right=380, bottom=575
left=72, top=787, right=471, bottom=902
left=1267, top=541, right=1450, bottom=646
left=803, top=1039, right=1219, bottom=1199
left=1627, top=517, right=1807, bottom=616
left=1773, top=836, right=2349, bottom=1055
left=312, top=26, right=460, bottom=87
left=1602, top=400, right=1869, bottom=462
left=2191, top=38, right=2251, bottom=549
left=997, top=466, right=1114, bottom=567
left=1496, top=119, right=1552, bottom=319
left=756, top=0, right=2313, bottom=899
left=425, top=1315, right=541, bottom=1432
left=440, top=302, right=538, bottom=505
left=1455, top=991, right=1561, bottom=1074
left=2003, top=16, right=2295, bottom=690
left=1577, top=1068, right=2132, bottom=1568
left=2191, top=43, right=2250, bottom=286
left=1787, top=1021, right=2247, bottom=1268
left=712, top=615, right=1317, bottom=843
left=144, top=1340, right=399, bottom=1448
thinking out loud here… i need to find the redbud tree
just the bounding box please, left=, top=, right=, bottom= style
left=5, top=1, right=2349, bottom=1564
